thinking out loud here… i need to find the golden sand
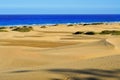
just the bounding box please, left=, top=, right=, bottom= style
left=0, top=23, right=120, bottom=80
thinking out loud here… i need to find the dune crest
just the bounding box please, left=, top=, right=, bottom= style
left=107, top=37, right=120, bottom=49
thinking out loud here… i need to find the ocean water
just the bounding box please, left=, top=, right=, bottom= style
left=0, top=14, right=120, bottom=26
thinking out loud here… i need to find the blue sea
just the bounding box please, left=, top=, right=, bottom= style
left=0, top=14, right=120, bottom=26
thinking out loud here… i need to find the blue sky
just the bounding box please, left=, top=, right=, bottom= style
left=0, top=0, right=120, bottom=14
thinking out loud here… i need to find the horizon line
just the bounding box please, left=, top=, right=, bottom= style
left=0, top=14, right=120, bottom=15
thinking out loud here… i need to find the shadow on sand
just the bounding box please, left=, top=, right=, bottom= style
left=9, top=70, right=35, bottom=73
left=7, top=68, right=120, bottom=80
left=47, top=69, right=120, bottom=80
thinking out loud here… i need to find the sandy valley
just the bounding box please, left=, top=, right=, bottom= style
left=0, top=23, right=120, bottom=80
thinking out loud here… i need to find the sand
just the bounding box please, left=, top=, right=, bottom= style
left=0, top=23, right=120, bottom=80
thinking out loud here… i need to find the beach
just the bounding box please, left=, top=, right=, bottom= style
left=0, top=22, right=120, bottom=80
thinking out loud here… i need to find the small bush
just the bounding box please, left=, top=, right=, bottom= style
left=9, top=27, right=14, bottom=29
left=0, top=29, right=8, bottom=32
left=100, top=30, right=120, bottom=35
left=112, top=31, right=120, bottom=35
left=100, top=30, right=113, bottom=34
left=82, top=24, right=90, bottom=26
left=9, top=26, right=17, bottom=29
left=28, top=26, right=33, bottom=29
left=23, top=26, right=27, bottom=28
left=91, top=23, right=103, bottom=25
left=73, top=31, right=84, bottom=35
left=52, top=24, right=58, bottom=26
left=85, top=31, right=95, bottom=35
left=12, top=27, right=33, bottom=32
left=0, top=27, right=7, bottom=29
left=41, top=26, right=46, bottom=28
left=67, top=24, right=74, bottom=26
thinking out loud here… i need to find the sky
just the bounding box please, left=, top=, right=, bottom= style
left=0, top=0, right=120, bottom=14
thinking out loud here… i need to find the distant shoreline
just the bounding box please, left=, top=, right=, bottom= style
left=0, top=14, right=120, bottom=26
left=0, top=21, right=120, bottom=27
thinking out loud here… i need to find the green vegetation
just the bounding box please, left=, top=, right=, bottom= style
left=28, top=26, right=33, bottom=30
left=82, top=24, right=90, bottom=26
left=73, top=31, right=95, bottom=35
left=73, top=31, right=84, bottom=35
left=0, top=27, right=8, bottom=32
left=73, top=30, right=120, bottom=35
left=12, top=26, right=33, bottom=32
left=90, top=23, right=103, bottom=25
left=0, top=29, right=8, bottom=32
left=112, top=31, right=120, bottom=35
left=100, top=30, right=120, bottom=35
left=81, top=23, right=103, bottom=26
left=100, top=30, right=113, bottom=34
left=67, top=24, right=74, bottom=26
left=52, top=24, right=58, bottom=26
left=85, top=31, right=95, bottom=35
left=9, top=27, right=14, bottom=29
left=41, top=26, right=46, bottom=28
left=0, top=27, right=7, bottom=29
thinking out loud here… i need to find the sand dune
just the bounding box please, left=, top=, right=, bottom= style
left=0, top=23, right=120, bottom=80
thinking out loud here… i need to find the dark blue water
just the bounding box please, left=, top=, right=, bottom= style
left=0, top=14, right=120, bottom=26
